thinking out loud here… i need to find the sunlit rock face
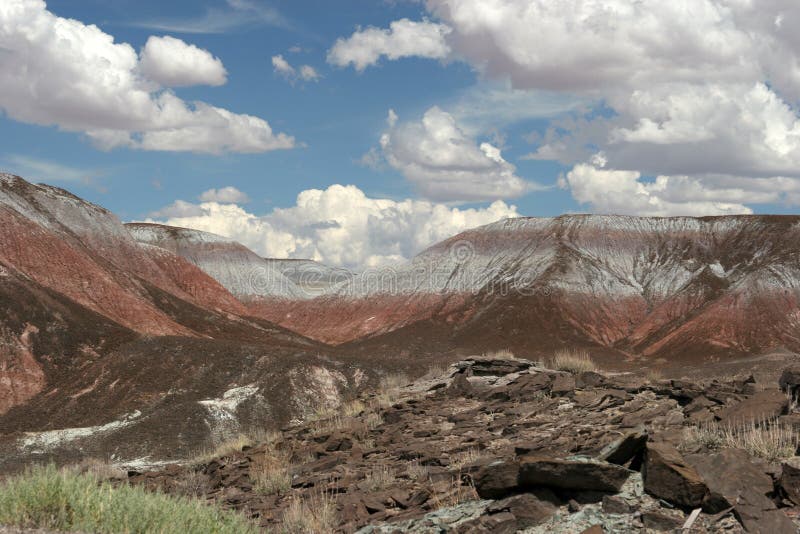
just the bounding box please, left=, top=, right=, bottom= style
left=242, top=213, right=800, bottom=361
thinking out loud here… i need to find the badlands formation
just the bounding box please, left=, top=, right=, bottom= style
left=2, top=173, right=800, bottom=531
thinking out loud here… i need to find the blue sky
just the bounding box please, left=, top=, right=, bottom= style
left=0, top=0, right=570, bottom=221
left=2, top=1, right=800, bottom=267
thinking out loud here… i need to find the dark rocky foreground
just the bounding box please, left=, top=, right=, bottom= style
left=126, top=357, right=800, bottom=532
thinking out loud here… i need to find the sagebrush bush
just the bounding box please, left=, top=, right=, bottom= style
left=0, top=464, right=256, bottom=533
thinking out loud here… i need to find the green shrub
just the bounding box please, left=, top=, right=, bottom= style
left=0, top=464, right=257, bottom=533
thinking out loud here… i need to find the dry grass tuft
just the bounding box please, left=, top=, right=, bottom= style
left=192, top=429, right=283, bottom=465
left=173, top=470, right=210, bottom=498
left=482, top=349, right=517, bottom=359
left=362, top=464, right=397, bottom=492
left=66, top=458, right=124, bottom=480
left=191, top=434, right=253, bottom=465
left=342, top=399, right=366, bottom=418
left=645, top=369, right=664, bottom=382
left=549, top=349, right=597, bottom=374
left=364, top=412, right=383, bottom=430
left=406, top=460, right=429, bottom=482
left=429, top=476, right=479, bottom=510
left=681, top=418, right=799, bottom=462
left=379, top=372, right=410, bottom=391
left=448, top=448, right=485, bottom=471
left=251, top=439, right=295, bottom=495
left=372, top=372, right=410, bottom=408
left=280, top=491, right=338, bottom=534
left=421, top=363, right=450, bottom=380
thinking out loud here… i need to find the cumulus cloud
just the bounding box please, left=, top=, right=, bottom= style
left=562, top=154, right=756, bottom=216
left=327, top=18, right=451, bottom=71
left=148, top=199, right=206, bottom=218
left=144, top=184, right=520, bottom=269
left=338, top=1, right=800, bottom=213
left=139, top=35, right=227, bottom=87
left=198, top=186, right=250, bottom=204
left=377, top=107, right=538, bottom=201
left=298, top=65, right=321, bottom=82
left=0, top=0, right=295, bottom=154
left=271, top=54, right=321, bottom=83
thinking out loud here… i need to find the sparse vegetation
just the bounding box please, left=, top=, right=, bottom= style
left=280, top=491, right=338, bottom=534
left=428, top=476, right=479, bottom=510
left=448, top=448, right=485, bottom=471
left=421, top=363, right=450, bottom=380
left=379, top=371, right=410, bottom=391
left=362, top=464, right=397, bottom=491
left=406, top=460, right=429, bottom=482
left=173, top=470, right=210, bottom=498
left=192, top=429, right=281, bottom=465
left=342, top=399, right=366, bottom=417
left=252, top=446, right=293, bottom=495
left=365, top=411, right=383, bottom=430
left=0, top=464, right=257, bottom=533
left=681, top=418, right=799, bottom=462
left=549, top=348, right=597, bottom=374
left=646, top=369, right=664, bottom=382
left=482, top=349, right=517, bottom=359
left=372, top=371, right=410, bottom=408
left=66, top=457, right=124, bottom=480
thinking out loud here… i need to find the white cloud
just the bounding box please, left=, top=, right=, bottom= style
left=144, top=184, right=520, bottom=269
left=562, top=156, right=754, bottom=216
left=1, top=155, right=100, bottom=184
left=139, top=35, right=227, bottom=87
left=327, top=18, right=451, bottom=71
left=131, top=0, right=287, bottom=34
left=272, top=55, right=295, bottom=77
left=405, top=0, right=800, bottom=212
left=199, top=186, right=250, bottom=204
left=378, top=107, right=538, bottom=201
left=272, top=54, right=320, bottom=83
left=298, top=65, right=321, bottom=82
left=148, top=199, right=205, bottom=218
left=0, top=0, right=295, bottom=154
left=446, top=81, right=588, bottom=135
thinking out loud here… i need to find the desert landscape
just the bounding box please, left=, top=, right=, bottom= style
left=3, top=0, right=800, bottom=532
left=3, top=173, right=800, bottom=532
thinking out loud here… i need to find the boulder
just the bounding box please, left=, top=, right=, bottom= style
left=687, top=448, right=796, bottom=534
left=473, top=459, right=520, bottom=499
left=601, top=495, right=632, bottom=514
left=779, top=365, right=800, bottom=396
left=576, top=371, right=606, bottom=388
left=716, top=390, right=789, bottom=425
left=518, top=456, right=631, bottom=493
left=641, top=510, right=685, bottom=531
left=779, top=457, right=800, bottom=505
left=447, top=372, right=473, bottom=397
left=466, top=357, right=534, bottom=376
left=551, top=373, right=576, bottom=396
left=486, top=493, right=557, bottom=528
left=596, top=424, right=647, bottom=466
left=642, top=442, right=708, bottom=508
